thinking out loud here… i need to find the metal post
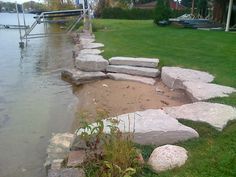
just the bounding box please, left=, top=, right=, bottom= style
left=22, top=3, right=27, bottom=46
left=16, top=2, right=24, bottom=48
left=225, top=0, right=233, bottom=32
left=82, top=0, right=86, bottom=24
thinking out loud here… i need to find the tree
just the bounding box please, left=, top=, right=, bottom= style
left=154, top=0, right=171, bottom=24
left=181, top=0, right=192, bottom=7
left=44, top=0, right=75, bottom=10
left=197, top=0, right=207, bottom=17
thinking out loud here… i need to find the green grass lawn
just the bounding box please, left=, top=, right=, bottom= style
left=93, top=19, right=236, bottom=106
left=92, top=19, right=236, bottom=177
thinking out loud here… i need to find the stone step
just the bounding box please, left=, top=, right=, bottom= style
left=76, top=109, right=199, bottom=146
left=109, top=57, right=159, bottom=68
left=75, top=54, right=108, bottom=72
left=61, top=69, right=107, bottom=86
left=164, top=102, right=236, bottom=131
left=107, top=73, right=156, bottom=85
left=183, top=81, right=235, bottom=101
left=106, top=65, right=160, bottom=78
left=161, top=67, right=214, bottom=89
left=79, top=49, right=103, bottom=55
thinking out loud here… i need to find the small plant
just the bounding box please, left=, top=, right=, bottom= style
left=76, top=114, right=143, bottom=177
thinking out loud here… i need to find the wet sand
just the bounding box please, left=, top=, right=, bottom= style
left=71, top=79, right=191, bottom=131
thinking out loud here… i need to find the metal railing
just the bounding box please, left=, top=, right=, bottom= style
left=16, top=0, right=89, bottom=47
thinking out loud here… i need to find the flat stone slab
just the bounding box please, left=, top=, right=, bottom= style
left=148, top=145, right=188, bottom=172
left=67, top=150, right=86, bottom=167
left=75, top=54, right=109, bottom=72
left=106, top=65, right=160, bottom=78
left=80, top=38, right=95, bottom=45
left=77, top=109, right=199, bottom=145
left=164, top=102, right=236, bottom=131
left=61, top=69, right=107, bottom=86
left=79, top=33, right=95, bottom=39
left=109, top=57, right=159, bottom=68
left=161, top=67, right=214, bottom=89
left=183, top=81, right=235, bottom=101
left=82, top=43, right=104, bottom=49
left=48, top=168, right=85, bottom=177
left=44, top=133, right=75, bottom=168
left=107, top=73, right=156, bottom=85
left=79, top=49, right=103, bottom=55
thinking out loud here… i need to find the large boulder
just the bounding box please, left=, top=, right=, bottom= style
left=148, top=145, right=188, bottom=172
left=76, top=109, right=199, bottom=146
left=75, top=54, right=109, bottom=72
left=61, top=69, right=107, bottom=86
left=107, top=73, right=156, bottom=85
left=109, top=57, right=159, bottom=68
left=161, top=67, right=214, bottom=89
left=106, top=65, right=160, bottom=78
left=164, top=102, right=236, bottom=131
left=183, top=81, right=235, bottom=101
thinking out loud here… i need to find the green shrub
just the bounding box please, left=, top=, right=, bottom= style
left=100, top=7, right=154, bottom=20
left=154, top=0, right=172, bottom=24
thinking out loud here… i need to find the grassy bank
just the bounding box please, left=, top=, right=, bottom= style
left=93, top=19, right=236, bottom=106
left=92, top=19, right=236, bottom=177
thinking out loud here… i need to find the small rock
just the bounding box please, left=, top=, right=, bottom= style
left=102, top=84, right=108, bottom=88
left=67, top=150, right=86, bottom=167
left=155, top=87, right=164, bottom=93
left=148, top=145, right=188, bottom=172
left=51, top=159, right=64, bottom=170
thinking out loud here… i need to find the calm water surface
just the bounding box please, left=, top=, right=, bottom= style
left=0, top=13, right=77, bottom=177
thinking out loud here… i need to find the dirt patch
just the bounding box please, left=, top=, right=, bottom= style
left=71, top=79, right=191, bottom=131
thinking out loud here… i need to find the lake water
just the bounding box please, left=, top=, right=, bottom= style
left=0, top=13, right=77, bottom=177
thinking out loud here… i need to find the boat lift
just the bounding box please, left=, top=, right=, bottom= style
left=16, top=0, right=90, bottom=48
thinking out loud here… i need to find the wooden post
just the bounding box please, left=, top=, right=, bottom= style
left=225, top=0, right=233, bottom=32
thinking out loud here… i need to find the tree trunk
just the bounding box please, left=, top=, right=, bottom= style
left=213, top=0, right=227, bottom=23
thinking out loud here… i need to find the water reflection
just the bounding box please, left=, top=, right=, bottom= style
left=0, top=13, right=77, bottom=177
